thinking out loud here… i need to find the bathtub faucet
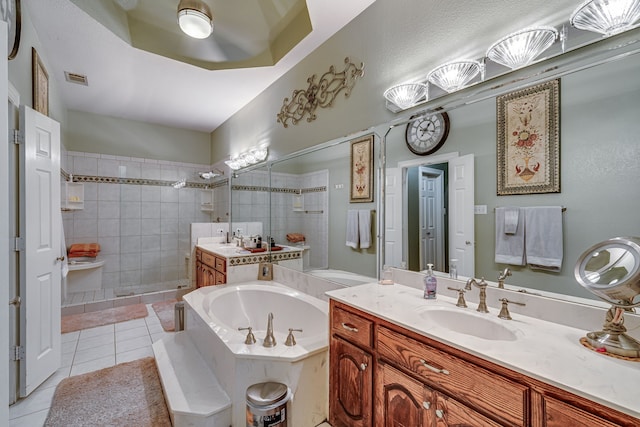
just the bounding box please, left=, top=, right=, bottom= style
left=263, top=312, right=276, bottom=347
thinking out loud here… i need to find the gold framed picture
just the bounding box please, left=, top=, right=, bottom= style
left=32, top=47, right=49, bottom=116
left=257, top=262, right=273, bottom=281
left=497, top=79, right=560, bottom=195
left=350, top=134, right=374, bottom=203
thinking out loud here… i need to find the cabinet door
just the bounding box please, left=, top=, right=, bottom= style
left=434, top=392, right=502, bottom=427
left=375, top=362, right=433, bottom=427
left=330, top=337, right=373, bottom=427
left=195, top=261, right=203, bottom=288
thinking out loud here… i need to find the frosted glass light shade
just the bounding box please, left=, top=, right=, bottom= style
left=427, top=61, right=482, bottom=93
left=570, top=0, right=640, bottom=36
left=178, top=0, right=213, bottom=39
left=487, top=27, right=558, bottom=70
left=383, top=83, right=428, bottom=109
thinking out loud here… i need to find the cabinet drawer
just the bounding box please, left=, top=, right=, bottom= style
left=377, top=326, right=527, bottom=427
left=196, top=249, right=202, bottom=261
left=331, top=306, right=373, bottom=349
left=214, top=256, right=226, bottom=273
left=201, top=251, right=216, bottom=267
left=215, top=270, right=226, bottom=285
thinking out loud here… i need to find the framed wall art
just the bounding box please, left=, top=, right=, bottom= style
left=350, top=134, right=374, bottom=203
left=32, top=47, right=49, bottom=116
left=496, top=79, right=560, bottom=195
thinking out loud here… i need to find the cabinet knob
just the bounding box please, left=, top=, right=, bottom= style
left=422, top=401, right=431, bottom=410
left=435, top=409, right=444, bottom=419
left=360, top=363, right=367, bottom=371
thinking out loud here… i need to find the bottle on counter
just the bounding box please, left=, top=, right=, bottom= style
left=424, top=263, right=437, bottom=299
left=449, top=258, right=458, bottom=279
left=380, top=265, right=394, bottom=285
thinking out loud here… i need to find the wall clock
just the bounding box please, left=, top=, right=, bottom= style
left=2, top=0, right=20, bottom=60
left=405, top=112, right=450, bottom=156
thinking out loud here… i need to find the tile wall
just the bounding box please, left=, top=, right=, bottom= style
left=61, top=148, right=229, bottom=296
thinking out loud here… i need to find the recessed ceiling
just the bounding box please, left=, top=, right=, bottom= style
left=26, top=0, right=376, bottom=132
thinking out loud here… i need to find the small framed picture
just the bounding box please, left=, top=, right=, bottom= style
left=258, top=262, right=273, bottom=281
left=32, top=47, right=49, bottom=116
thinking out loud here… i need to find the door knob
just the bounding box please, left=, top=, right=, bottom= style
left=465, top=241, right=472, bottom=245
left=9, top=296, right=21, bottom=307
left=56, top=256, right=65, bottom=262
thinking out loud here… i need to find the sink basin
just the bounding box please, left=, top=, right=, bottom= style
left=418, top=307, right=517, bottom=341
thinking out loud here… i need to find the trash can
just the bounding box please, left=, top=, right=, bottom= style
left=174, top=301, right=185, bottom=331
left=246, top=382, right=291, bottom=427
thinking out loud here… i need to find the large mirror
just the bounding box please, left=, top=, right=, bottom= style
left=227, top=29, right=640, bottom=302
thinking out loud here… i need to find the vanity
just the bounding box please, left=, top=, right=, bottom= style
left=327, top=282, right=640, bottom=427
left=195, top=243, right=303, bottom=286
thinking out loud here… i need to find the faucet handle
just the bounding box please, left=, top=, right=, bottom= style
left=238, top=326, right=256, bottom=345
left=285, top=328, right=303, bottom=346
left=447, top=287, right=467, bottom=308
left=497, top=298, right=526, bottom=320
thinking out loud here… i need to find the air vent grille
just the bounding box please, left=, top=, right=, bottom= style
left=64, top=72, right=88, bottom=86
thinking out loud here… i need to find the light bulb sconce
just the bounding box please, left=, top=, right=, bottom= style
left=225, top=147, right=269, bottom=170
left=384, top=0, right=638, bottom=112
left=198, top=169, right=224, bottom=180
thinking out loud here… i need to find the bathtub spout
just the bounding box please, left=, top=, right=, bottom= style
left=263, top=312, right=276, bottom=347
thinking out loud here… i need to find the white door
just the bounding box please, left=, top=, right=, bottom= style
left=19, top=105, right=62, bottom=397
left=384, top=167, right=402, bottom=268
left=449, top=154, right=474, bottom=278
left=419, top=167, right=444, bottom=271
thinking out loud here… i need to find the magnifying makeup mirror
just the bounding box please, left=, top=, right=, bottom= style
left=575, top=237, right=640, bottom=358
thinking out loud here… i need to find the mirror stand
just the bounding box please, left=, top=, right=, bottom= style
left=585, top=305, right=640, bottom=359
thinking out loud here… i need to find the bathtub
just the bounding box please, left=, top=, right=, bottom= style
left=183, top=281, right=329, bottom=426
left=307, top=268, right=377, bottom=286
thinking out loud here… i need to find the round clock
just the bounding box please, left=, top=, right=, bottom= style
left=2, top=0, right=20, bottom=60
left=405, top=112, right=450, bottom=156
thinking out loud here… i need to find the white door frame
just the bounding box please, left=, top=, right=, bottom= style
left=1, top=21, right=10, bottom=423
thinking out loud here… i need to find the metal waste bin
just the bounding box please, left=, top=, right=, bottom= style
left=174, top=301, right=185, bottom=331
left=246, top=382, right=291, bottom=427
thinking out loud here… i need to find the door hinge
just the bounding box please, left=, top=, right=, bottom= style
left=13, top=237, right=25, bottom=252
left=11, top=346, right=25, bottom=361
left=12, top=129, right=23, bottom=145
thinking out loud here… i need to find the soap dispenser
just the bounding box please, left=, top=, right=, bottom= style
left=424, top=263, right=437, bottom=299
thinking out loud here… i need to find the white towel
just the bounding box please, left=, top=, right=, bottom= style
left=525, top=206, right=563, bottom=271
left=346, top=210, right=359, bottom=249
left=358, top=210, right=371, bottom=249
left=495, top=207, right=525, bottom=266
left=503, top=207, right=520, bottom=235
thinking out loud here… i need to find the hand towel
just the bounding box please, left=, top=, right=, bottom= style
left=503, top=207, right=520, bottom=235
left=495, top=207, right=525, bottom=266
left=286, top=233, right=306, bottom=243
left=346, top=210, right=359, bottom=249
left=358, top=210, right=372, bottom=249
left=524, top=206, right=563, bottom=271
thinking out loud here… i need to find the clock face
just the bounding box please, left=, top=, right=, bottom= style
left=2, top=0, right=20, bottom=60
left=405, top=112, right=450, bottom=156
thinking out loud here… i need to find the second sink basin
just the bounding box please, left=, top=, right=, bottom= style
left=418, top=307, right=518, bottom=341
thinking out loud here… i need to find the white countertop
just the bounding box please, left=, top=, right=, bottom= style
left=326, top=282, right=640, bottom=419
left=197, top=242, right=303, bottom=259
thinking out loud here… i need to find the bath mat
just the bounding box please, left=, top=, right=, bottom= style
left=151, top=299, right=178, bottom=332
left=61, top=303, right=149, bottom=334
left=44, top=357, right=171, bottom=427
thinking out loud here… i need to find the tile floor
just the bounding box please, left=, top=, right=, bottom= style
left=9, top=303, right=173, bottom=426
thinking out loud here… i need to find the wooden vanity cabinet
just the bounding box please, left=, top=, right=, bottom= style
left=195, top=247, right=226, bottom=287
left=329, top=300, right=640, bottom=427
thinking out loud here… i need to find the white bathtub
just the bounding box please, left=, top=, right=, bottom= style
left=307, top=268, right=377, bottom=286
left=183, top=281, right=329, bottom=426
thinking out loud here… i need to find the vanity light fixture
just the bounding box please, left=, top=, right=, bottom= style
left=570, top=0, right=640, bottom=36
left=427, top=60, right=483, bottom=93
left=198, top=169, right=223, bottom=180
left=177, top=0, right=213, bottom=39
left=487, top=26, right=559, bottom=70
left=225, top=147, right=269, bottom=170
left=383, top=83, right=428, bottom=110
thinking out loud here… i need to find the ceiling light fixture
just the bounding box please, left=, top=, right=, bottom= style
left=225, top=147, right=269, bottom=171
left=177, top=0, right=213, bottom=39
left=427, top=60, right=483, bottom=93
left=383, top=83, right=428, bottom=110
left=570, top=0, right=640, bottom=36
left=487, top=26, right=559, bottom=70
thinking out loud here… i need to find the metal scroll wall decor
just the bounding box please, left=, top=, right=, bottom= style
left=276, top=57, right=365, bottom=128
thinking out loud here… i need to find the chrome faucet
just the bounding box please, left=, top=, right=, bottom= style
left=464, top=277, right=489, bottom=313
left=497, top=267, right=512, bottom=289
left=263, top=312, right=276, bottom=347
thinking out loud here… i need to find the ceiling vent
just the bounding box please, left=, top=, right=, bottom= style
left=64, top=72, right=88, bottom=86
